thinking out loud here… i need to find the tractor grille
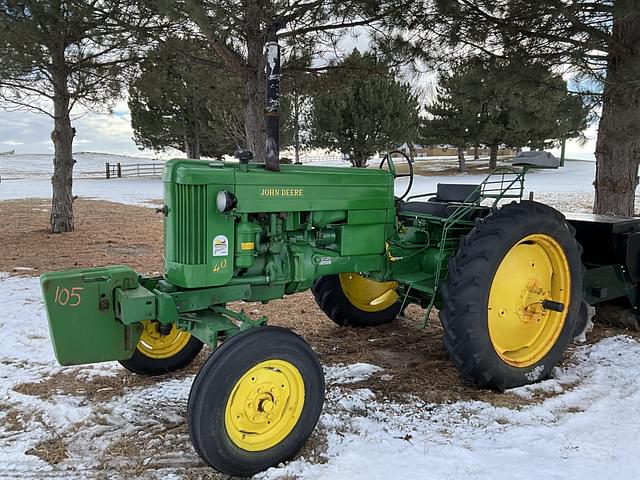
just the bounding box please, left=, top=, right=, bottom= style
left=173, top=183, right=207, bottom=265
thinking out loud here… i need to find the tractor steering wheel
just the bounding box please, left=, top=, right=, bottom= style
left=379, top=150, right=414, bottom=201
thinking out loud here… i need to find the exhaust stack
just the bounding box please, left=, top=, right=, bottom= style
left=264, top=22, right=282, bottom=171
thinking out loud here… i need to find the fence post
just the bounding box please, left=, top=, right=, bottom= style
left=117, top=162, right=122, bottom=177
left=106, top=162, right=110, bottom=179
left=137, top=163, right=140, bottom=176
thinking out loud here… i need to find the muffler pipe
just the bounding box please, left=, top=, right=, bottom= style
left=264, top=21, right=283, bottom=171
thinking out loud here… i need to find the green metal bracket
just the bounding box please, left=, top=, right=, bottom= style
left=177, top=306, right=267, bottom=348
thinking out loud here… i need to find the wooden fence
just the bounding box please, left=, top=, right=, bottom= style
left=105, top=162, right=163, bottom=179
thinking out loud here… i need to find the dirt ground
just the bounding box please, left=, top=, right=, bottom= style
left=2, top=198, right=640, bottom=479
left=0, top=198, right=164, bottom=275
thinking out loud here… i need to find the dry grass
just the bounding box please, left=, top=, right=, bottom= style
left=2, top=405, right=28, bottom=432
left=14, top=369, right=161, bottom=403
left=25, top=436, right=69, bottom=465
left=0, top=198, right=163, bottom=275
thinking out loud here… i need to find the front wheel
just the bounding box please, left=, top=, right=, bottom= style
left=440, top=201, right=583, bottom=390
left=187, top=327, right=325, bottom=477
left=119, top=320, right=203, bottom=376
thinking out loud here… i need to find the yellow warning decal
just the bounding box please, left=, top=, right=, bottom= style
left=240, top=242, right=255, bottom=250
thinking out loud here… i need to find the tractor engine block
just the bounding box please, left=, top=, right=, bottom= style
left=162, top=159, right=396, bottom=294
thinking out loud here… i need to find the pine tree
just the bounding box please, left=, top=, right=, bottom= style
left=0, top=0, right=148, bottom=232
left=424, top=56, right=588, bottom=169
left=310, top=50, right=420, bottom=167
left=161, top=0, right=414, bottom=166
left=128, top=38, right=244, bottom=159
left=417, top=0, right=640, bottom=215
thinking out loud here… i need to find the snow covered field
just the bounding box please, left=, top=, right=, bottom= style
left=0, top=155, right=602, bottom=211
left=0, top=152, right=163, bottom=180
left=2, top=155, right=640, bottom=478
left=1, top=274, right=640, bottom=479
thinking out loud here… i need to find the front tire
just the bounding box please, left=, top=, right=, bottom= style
left=440, top=201, right=583, bottom=390
left=187, top=327, right=325, bottom=477
left=119, top=320, right=203, bottom=376
left=312, top=273, right=401, bottom=327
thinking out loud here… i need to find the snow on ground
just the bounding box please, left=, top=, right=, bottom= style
left=265, top=337, right=640, bottom=479
left=0, top=152, right=163, bottom=180
left=0, top=157, right=599, bottom=211
left=1, top=274, right=640, bottom=479
left=0, top=177, right=163, bottom=206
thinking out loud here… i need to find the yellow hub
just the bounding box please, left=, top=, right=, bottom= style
left=339, top=273, right=399, bottom=312
left=137, top=320, right=192, bottom=359
left=488, top=234, right=571, bottom=368
left=225, top=359, right=305, bottom=452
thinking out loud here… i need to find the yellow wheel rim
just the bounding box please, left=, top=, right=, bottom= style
left=137, top=320, right=192, bottom=359
left=339, top=273, right=399, bottom=312
left=225, top=359, right=305, bottom=452
left=488, top=234, right=571, bottom=368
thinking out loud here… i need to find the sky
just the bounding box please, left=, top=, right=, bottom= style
left=0, top=104, right=599, bottom=161
left=0, top=100, right=156, bottom=157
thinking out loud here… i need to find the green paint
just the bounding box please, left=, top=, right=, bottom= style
left=40, top=266, right=142, bottom=365
left=46, top=160, right=606, bottom=366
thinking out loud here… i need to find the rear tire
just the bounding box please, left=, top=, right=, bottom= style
left=119, top=321, right=203, bottom=376
left=188, top=327, right=325, bottom=477
left=440, top=201, right=583, bottom=390
left=312, top=273, right=401, bottom=327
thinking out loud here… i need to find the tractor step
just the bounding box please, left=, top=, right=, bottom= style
left=393, top=272, right=436, bottom=294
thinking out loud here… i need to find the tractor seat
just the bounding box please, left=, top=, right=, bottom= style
left=432, top=183, right=481, bottom=203
left=399, top=183, right=488, bottom=220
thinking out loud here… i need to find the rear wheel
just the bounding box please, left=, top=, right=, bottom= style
left=188, top=327, right=324, bottom=477
left=119, top=320, right=203, bottom=375
left=312, top=273, right=401, bottom=327
left=440, top=201, right=583, bottom=390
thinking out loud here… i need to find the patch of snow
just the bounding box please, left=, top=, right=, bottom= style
left=0, top=177, right=162, bottom=207
left=264, top=336, right=640, bottom=479
left=2, top=274, right=640, bottom=478
left=324, top=363, right=383, bottom=384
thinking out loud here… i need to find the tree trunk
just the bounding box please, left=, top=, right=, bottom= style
left=457, top=145, right=466, bottom=172
left=183, top=134, right=199, bottom=159
left=50, top=61, right=74, bottom=233
left=489, top=144, right=498, bottom=169
left=473, top=144, right=479, bottom=160
left=352, top=153, right=368, bottom=167
left=594, top=5, right=640, bottom=215
left=193, top=122, right=201, bottom=159
left=408, top=142, right=417, bottom=162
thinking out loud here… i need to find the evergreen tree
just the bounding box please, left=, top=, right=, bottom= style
left=128, top=38, right=244, bottom=159
left=157, top=0, right=414, bottom=166
left=415, top=0, right=640, bottom=215
left=310, top=50, right=420, bottom=167
left=424, top=56, right=588, bottom=169
left=0, top=0, right=149, bottom=233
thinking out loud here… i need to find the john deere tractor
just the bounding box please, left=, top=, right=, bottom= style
left=40, top=32, right=640, bottom=477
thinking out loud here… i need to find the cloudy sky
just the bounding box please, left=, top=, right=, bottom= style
left=0, top=100, right=151, bottom=157
left=0, top=96, right=598, bottom=161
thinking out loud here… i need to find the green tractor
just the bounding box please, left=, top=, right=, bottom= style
left=40, top=33, right=640, bottom=477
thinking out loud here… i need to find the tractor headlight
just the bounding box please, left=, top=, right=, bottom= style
left=216, top=190, right=237, bottom=213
